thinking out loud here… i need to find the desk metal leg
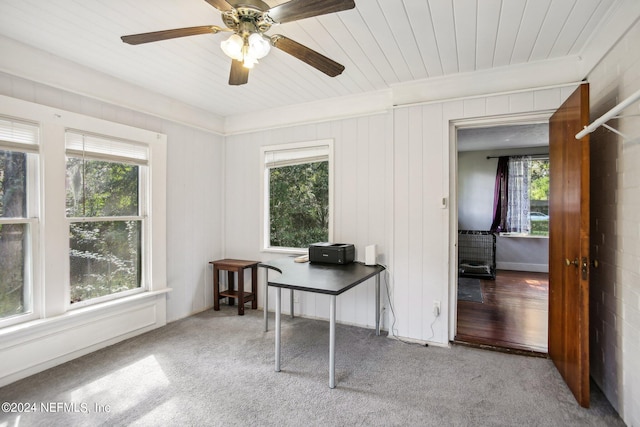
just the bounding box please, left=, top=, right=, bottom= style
left=264, top=274, right=269, bottom=332
left=263, top=271, right=286, bottom=331
left=275, top=287, right=281, bottom=372
left=290, top=290, right=295, bottom=319
left=329, top=295, right=336, bottom=389
left=375, top=273, right=381, bottom=336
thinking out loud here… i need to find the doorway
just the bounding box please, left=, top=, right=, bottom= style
left=454, top=122, right=550, bottom=354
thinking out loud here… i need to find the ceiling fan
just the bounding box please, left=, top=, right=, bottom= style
left=121, top=0, right=355, bottom=85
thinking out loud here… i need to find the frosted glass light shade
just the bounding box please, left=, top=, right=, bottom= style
left=248, top=33, right=270, bottom=59
left=220, top=34, right=243, bottom=61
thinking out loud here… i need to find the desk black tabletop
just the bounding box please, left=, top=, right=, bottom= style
left=259, top=257, right=385, bottom=295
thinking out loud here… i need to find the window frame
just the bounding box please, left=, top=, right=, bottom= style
left=0, top=118, right=41, bottom=328
left=527, top=156, right=550, bottom=238
left=64, top=131, right=150, bottom=309
left=0, top=94, right=167, bottom=332
left=501, top=155, right=550, bottom=238
left=260, top=139, right=334, bottom=254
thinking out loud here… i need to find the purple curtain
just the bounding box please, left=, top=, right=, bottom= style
left=490, top=156, right=508, bottom=232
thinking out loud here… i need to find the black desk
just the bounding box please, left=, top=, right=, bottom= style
left=260, top=257, right=385, bottom=388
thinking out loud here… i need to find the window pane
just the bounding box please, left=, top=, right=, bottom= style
left=530, top=159, right=550, bottom=236
left=269, top=161, right=329, bottom=248
left=0, top=150, right=27, bottom=218
left=506, top=156, right=531, bottom=234
left=66, top=158, right=139, bottom=217
left=0, top=223, right=28, bottom=318
left=69, top=220, right=141, bottom=303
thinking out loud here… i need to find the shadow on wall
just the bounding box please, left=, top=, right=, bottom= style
left=589, top=93, right=620, bottom=412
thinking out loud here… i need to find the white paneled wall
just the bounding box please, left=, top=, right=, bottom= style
left=392, top=85, right=576, bottom=344
left=164, top=121, right=225, bottom=321
left=588, top=18, right=640, bottom=427
left=222, top=85, right=574, bottom=345
left=224, top=113, right=393, bottom=329
left=0, top=71, right=225, bottom=324
left=393, top=104, right=448, bottom=342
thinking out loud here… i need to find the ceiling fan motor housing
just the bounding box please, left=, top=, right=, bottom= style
left=222, top=7, right=273, bottom=35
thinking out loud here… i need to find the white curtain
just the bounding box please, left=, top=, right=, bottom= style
left=506, top=156, right=531, bottom=233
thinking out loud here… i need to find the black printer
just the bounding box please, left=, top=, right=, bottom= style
left=309, top=242, right=355, bottom=265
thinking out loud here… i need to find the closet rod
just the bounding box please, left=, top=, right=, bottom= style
left=575, top=87, right=640, bottom=139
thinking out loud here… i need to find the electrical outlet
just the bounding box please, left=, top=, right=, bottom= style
left=433, top=300, right=441, bottom=317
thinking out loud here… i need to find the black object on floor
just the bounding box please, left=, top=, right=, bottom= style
left=458, top=277, right=483, bottom=303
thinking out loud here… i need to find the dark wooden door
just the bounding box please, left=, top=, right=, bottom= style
left=548, top=84, right=590, bottom=407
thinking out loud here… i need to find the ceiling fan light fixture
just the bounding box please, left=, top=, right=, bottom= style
left=220, top=34, right=244, bottom=61
left=122, top=0, right=353, bottom=85
left=248, top=32, right=270, bottom=59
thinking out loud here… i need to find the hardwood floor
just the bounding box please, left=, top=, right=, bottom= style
left=455, top=270, right=549, bottom=354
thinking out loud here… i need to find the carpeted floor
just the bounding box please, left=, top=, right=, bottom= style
left=458, top=277, right=484, bottom=302
left=0, top=307, right=623, bottom=426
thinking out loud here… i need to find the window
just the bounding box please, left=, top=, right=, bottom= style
left=65, top=131, right=148, bottom=305
left=528, top=158, right=550, bottom=236
left=261, top=141, right=333, bottom=252
left=0, top=117, right=39, bottom=324
left=492, top=155, right=549, bottom=236
left=1, top=95, right=166, bottom=335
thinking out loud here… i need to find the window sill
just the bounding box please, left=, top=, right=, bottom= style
left=498, top=233, right=549, bottom=239
left=0, top=288, right=172, bottom=342
left=261, top=246, right=308, bottom=255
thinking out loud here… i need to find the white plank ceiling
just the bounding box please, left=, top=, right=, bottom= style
left=0, top=0, right=624, bottom=118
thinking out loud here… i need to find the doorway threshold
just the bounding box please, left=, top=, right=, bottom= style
left=453, top=337, right=548, bottom=358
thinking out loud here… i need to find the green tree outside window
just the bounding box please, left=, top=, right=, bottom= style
left=269, top=161, right=329, bottom=248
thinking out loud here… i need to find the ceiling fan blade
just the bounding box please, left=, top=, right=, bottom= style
left=121, top=25, right=227, bottom=45
left=267, top=0, right=355, bottom=24
left=271, top=35, right=345, bottom=77
left=229, top=60, right=249, bottom=85
left=203, top=0, right=233, bottom=12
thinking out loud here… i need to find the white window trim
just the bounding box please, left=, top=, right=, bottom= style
left=0, top=120, right=41, bottom=329
left=260, top=139, right=334, bottom=254
left=512, top=156, right=550, bottom=238
left=0, top=94, right=167, bottom=327
left=65, top=132, right=150, bottom=309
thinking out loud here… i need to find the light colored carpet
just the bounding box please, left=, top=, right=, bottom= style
left=0, top=307, right=623, bottom=426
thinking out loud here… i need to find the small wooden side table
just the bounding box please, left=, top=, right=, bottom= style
left=210, top=259, right=259, bottom=315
